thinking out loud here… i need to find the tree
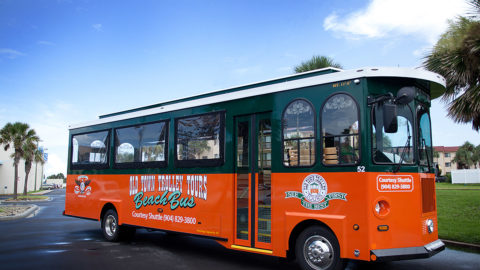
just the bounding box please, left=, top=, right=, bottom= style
left=0, top=122, right=39, bottom=199
left=22, top=141, right=44, bottom=195
left=473, top=144, right=480, bottom=168
left=47, top=173, right=65, bottom=180
left=453, top=141, right=476, bottom=169
left=294, top=55, right=343, bottom=73
left=423, top=0, right=480, bottom=130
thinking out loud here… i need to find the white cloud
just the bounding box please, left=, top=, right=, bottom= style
left=413, top=45, right=432, bottom=57
left=92, top=23, right=103, bottom=32
left=324, top=0, right=470, bottom=44
left=37, top=40, right=55, bottom=46
left=0, top=48, right=25, bottom=59
left=21, top=100, right=94, bottom=176
left=45, top=153, right=66, bottom=176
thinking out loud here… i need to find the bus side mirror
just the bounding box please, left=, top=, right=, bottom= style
left=395, top=87, right=415, bottom=105
left=383, top=103, right=398, bottom=133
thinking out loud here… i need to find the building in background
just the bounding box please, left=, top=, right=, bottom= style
left=433, top=146, right=459, bottom=176
left=0, top=147, right=45, bottom=194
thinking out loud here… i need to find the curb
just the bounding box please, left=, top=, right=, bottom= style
left=1, top=197, right=51, bottom=203
left=31, top=190, right=54, bottom=195
left=0, top=204, right=39, bottom=221
left=442, top=239, right=480, bottom=252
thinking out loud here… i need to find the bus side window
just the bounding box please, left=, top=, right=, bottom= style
left=71, top=130, right=109, bottom=169
left=175, top=112, right=225, bottom=167
left=114, top=121, right=168, bottom=168
left=282, top=99, right=316, bottom=167
left=321, top=94, right=360, bottom=165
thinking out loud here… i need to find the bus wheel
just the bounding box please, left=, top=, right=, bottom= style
left=295, top=226, right=344, bottom=270
left=102, top=209, right=121, bottom=241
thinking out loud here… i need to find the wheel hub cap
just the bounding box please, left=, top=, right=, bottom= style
left=304, top=236, right=334, bottom=270
left=105, top=215, right=117, bottom=237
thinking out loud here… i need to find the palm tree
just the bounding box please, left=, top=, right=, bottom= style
left=0, top=122, right=39, bottom=199
left=453, top=141, right=476, bottom=169
left=294, top=55, right=343, bottom=73
left=473, top=144, right=480, bottom=168
left=423, top=0, right=480, bottom=130
left=22, top=141, right=45, bottom=195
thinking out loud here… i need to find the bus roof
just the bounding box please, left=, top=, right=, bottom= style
left=70, top=67, right=446, bottom=130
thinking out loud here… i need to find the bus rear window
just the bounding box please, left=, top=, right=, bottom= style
left=175, top=112, right=224, bottom=167
left=71, top=130, right=109, bottom=169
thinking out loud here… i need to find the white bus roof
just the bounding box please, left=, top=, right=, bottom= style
left=70, top=67, right=446, bottom=130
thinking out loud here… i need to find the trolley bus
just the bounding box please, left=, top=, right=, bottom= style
left=65, top=67, right=446, bottom=270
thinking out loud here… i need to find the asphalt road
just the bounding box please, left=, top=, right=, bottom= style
left=0, top=189, right=479, bottom=270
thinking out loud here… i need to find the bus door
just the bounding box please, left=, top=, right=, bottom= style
left=234, top=112, right=272, bottom=250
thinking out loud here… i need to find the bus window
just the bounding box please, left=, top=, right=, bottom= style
left=71, top=130, right=109, bottom=168
left=372, top=104, right=414, bottom=164
left=282, top=99, right=315, bottom=167
left=175, top=112, right=224, bottom=167
left=114, top=121, right=168, bottom=168
left=321, top=94, right=360, bottom=165
left=418, top=107, right=433, bottom=168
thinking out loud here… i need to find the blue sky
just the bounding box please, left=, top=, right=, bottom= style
left=0, top=0, right=478, bottom=175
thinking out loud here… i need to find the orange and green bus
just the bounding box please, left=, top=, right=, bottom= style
left=64, top=67, right=446, bottom=270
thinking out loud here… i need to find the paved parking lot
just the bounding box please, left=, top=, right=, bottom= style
left=0, top=189, right=479, bottom=270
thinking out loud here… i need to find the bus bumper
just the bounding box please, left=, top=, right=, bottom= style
left=371, top=240, right=445, bottom=262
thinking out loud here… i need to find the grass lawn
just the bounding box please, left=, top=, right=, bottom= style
left=436, top=184, right=480, bottom=245
left=3, top=190, right=48, bottom=196
left=6, top=195, right=48, bottom=201
left=436, top=182, right=480, bottom=189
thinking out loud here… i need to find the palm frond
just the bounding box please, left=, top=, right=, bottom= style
left=294, top=55, right=343, bottom=73
left=423, top=15, right=480, bottom=131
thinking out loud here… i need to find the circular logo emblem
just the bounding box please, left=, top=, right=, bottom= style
left=301, top=174, right=327, bottom=203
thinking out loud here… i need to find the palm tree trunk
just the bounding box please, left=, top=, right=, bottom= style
left=24, top=163, right=32, bottom=195
left=13, top=162, right=18, bottom=200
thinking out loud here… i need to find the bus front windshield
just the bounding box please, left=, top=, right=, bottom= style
left=372, top=104, right=414, bottom=164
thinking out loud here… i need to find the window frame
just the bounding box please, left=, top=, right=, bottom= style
left=281, top=98, right=317, bottom=168
left=320, top=92, right=361, bottom=167
left=113, top=120, right=169, bottom=169
left=174, top=111, right=225, bottom=168
left=70, top=129, right=111, bottom=170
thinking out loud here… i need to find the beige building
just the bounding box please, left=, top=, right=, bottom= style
left=433, top=146, right=459, bottom=176
left=0, top=147, right=44, bottom=195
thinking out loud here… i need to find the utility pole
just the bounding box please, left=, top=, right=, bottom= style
left=34, top=142, right=42, bottom=191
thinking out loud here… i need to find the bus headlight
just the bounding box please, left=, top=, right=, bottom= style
left=426, top=219, right=434, bottom=233
left=374, top=200, right=390, bottom=217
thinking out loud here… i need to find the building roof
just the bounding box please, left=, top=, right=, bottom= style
left=434, top=146, right=460, bottom=152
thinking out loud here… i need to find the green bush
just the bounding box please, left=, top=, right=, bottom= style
left=445, top=172, right=452, bottom=183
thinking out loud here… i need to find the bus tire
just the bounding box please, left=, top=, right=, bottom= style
left=295, top=226, right=344, bottom=270
left=102, top=209, right=121, bottom=242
